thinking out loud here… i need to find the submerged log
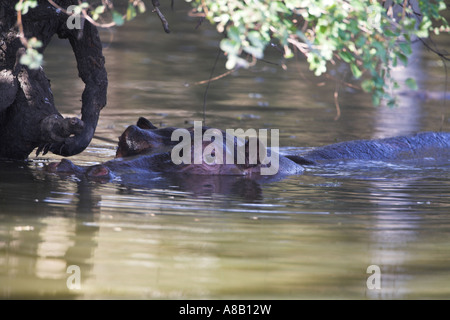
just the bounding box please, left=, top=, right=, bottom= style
left=0, top=0, right=107, bottom=159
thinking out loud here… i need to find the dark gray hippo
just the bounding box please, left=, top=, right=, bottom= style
left=47, top=117, right=304, bottom=178
left=46, top=117, right=450, bottom=180
left=291, top=131, right=450, bottom=164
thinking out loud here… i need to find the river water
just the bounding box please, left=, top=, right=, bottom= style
left=1, top=3, right=450, bottom=299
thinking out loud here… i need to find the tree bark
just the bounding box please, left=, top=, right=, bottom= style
left=0, top=0, right=107, bottom=160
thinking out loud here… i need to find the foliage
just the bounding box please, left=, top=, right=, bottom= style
left=12, top=0, right=450, bottom=106
left=15, top=0, right=37, bottom=14
left=186, top=0, right=449, bottom=106
left=19, top=37, right=43, bottom=69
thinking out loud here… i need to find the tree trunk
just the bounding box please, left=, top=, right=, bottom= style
left=0, top=0, right=107, bottom=160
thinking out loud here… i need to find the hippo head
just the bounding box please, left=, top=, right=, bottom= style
left=46, top=158, right=84, bottom=174
left=116, top=117, right=177, bottom=158
left=46, top=158, right=112, bottom=179
left=116, top=118, right=275, bottom=176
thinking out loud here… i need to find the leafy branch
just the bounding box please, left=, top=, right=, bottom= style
left=186, top=0, right=449, bottom=106
left=13, top=0, right=450, bottom=108
left=15, top=0, right=42, bottom=69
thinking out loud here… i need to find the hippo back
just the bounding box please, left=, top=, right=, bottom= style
left=302, top=132, right=450, bottom=162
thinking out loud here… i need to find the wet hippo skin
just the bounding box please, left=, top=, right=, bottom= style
left=46, top=117, right=450, bottom=180
left=293, top=131, right=450, bottom=163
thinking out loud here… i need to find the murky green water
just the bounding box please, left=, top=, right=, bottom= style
left=1, top=3, right=450, bottom=299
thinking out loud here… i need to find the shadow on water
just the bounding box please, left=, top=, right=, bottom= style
left=2, top=152, right=450, bottom=298
left=1, top=2, right=450, bottom=299
left=0, top=161, right=100, bottom=298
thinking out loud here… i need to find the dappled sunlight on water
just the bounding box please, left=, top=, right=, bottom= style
left=1, top=2, right=450, bottom=299
left=2, top=155, right=450, bottom=299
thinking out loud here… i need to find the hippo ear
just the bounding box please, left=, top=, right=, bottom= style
left=137, top=117, right=158, bottom=130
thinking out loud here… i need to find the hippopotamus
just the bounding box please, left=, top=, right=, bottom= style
left=46, top=117, right=450, bottom=180
left=47, top=117, right=304, bottom=178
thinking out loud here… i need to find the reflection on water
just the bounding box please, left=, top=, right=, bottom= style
left=1, top=2, right=450, bottom=299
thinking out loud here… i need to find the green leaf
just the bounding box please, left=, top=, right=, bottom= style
left=247, top=31, right=266, bottom=49
left=28, top=37, right=42, bottom=49
left=20, top=54, right=31, bottom=66
left=225, top=55, right=237, bottom=70
left=15, top=0, right=37, bottom=14
left=112, top=11, right=125, bottom=26
left=361, top=79, right=374, bottom=92
left=127, top=4, right=137, bottom=21
left=372, top=93, right=381, bottom=106
left=284, top=46, right=294, bottom=59
left=92, top=5, right=105, bottom=20
left=384, top=28, right=398, bottom=37
left=220, top=38, right=239, bottom=55
left=227, top=26, right=241, bottom=43
left=387, top=97, right=397, bottom=108
left=243, top=45, right=263, bottom=59
left=399, top=42, right=412, bottom=55
left=338, top=51, right=353, bottom=63
left=405, top=78, right=418, bottom=90
left=355, top=35, right=367, bottom=47
left=94, top=5, right=105, bottom=14
left=137, top=2, right=146, bottom=13
left=393, top=81, right=400, bottom=90
left=270, top=1, right=288, bottom=13
left=15, top=2, right=23, bottom=12
left=20, top=48, right=43, bottom=70
left=396, top=52, right=408, bottom=65
left=350, top=63, right=362, bottom=79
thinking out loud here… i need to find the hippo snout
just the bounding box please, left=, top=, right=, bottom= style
left=45, top=159, right=83, bottom=174
left=86, top=165, right=111, bottom=178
